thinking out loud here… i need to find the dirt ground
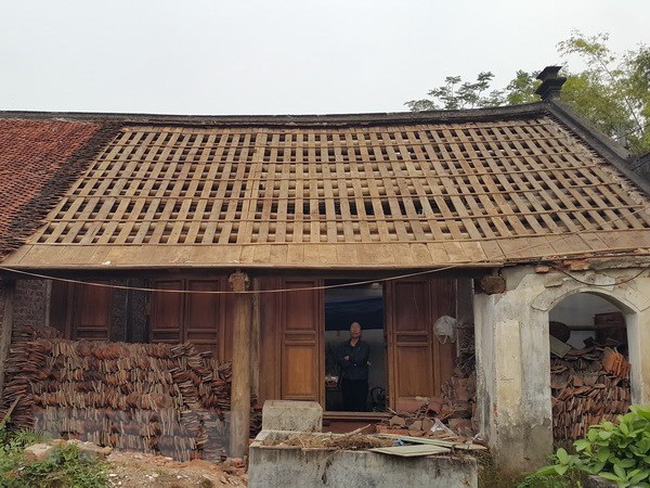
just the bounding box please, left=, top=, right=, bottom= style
left=106, top=451, right=247, bottom=488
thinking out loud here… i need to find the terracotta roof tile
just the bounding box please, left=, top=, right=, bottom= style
left=0, top=120, right=105, bottom=259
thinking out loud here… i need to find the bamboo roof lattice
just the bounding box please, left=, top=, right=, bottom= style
left=6, top=110, right=650, bottom=269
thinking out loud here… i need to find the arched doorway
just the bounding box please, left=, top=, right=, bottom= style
left=547, top=292, right=632, bottom=444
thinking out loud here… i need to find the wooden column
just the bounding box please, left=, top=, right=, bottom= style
left=0, top=281, right=16, bottom=397
left=229, top=271, right=251, bottom=458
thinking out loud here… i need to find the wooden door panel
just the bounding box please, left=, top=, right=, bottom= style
left=431, top=278, right=457, bottom=394
left=186, top=279, right=221, bottom=356
left=282, top=345, right=318, bottom=399
left=258, top=277, right=281, bottom=403
left=284, top=282, right=317, bottom=331
left=73, top=284, right=111, bottom=340
left=221, top=293, right=235, bottom=362
left=49, top=281, right=70, bottom=338
left=280, top=279, right=323, bottom=403
left=392, top=282, right=429, bottom=331
left=150, top=280, right=184, bottom=344
left=396, top=346, right=433, bottom=396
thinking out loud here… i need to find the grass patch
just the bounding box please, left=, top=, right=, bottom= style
left=0, top=424, right=108, bottom=488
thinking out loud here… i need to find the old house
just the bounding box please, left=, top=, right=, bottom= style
left=1, top=70, right=650, bottom=471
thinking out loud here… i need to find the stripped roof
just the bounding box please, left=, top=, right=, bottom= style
left=3, top=102, right=650, bottom=269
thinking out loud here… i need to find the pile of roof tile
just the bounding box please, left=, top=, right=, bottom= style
left=378, top=328, right=478, bottom=438
left=1, top=338, right=238, bottom=461
left=377, top=370, right=477, bottom=439
left=551, top=345, right=631, bottom=441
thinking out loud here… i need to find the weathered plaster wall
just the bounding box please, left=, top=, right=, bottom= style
left=475, top=264, right=650, bottom=472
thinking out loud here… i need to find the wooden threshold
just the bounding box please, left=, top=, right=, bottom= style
left=322, top=411, right=390, bottom=433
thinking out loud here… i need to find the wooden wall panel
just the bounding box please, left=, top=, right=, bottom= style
left=258, top=278, right=280, bottom=404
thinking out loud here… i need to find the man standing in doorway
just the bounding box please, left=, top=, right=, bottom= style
left=337, top=322, right=370, bottom=411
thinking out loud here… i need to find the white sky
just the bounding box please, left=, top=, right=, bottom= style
left=1, top=0, right=648, bottom=115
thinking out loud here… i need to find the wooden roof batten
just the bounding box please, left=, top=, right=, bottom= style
left=4, top=91, right=650, bottom=270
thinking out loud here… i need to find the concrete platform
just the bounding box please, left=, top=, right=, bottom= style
left=249, top=431, right=477, bottom=488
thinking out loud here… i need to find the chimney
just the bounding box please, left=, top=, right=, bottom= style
left=535, top=66, right=567, bottom=100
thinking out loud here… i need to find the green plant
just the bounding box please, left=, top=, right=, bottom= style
left=0, top=422, right=108, bottom=488
left=6, top=443, right=108, bottom=488
left=517, top=472, right=578, bottom=488
left=537, top=404, right=650, bottom=488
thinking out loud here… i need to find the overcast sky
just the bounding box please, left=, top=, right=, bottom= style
left=1, top=0, right=648, bottom=115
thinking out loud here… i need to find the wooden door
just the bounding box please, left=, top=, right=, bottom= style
left=149, top=278, right=230, bottom=360
left=386, top=277, right=456, bottom=408
left=280, top=278, right=324, bottom=402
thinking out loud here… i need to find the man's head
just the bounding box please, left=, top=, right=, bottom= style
left=349, top=322, right=362, bottom=339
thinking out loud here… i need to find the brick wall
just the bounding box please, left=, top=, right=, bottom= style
left=13, top=279, right=49, bottom=335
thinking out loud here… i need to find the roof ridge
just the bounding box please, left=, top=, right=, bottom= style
left=0, top=103, right=547, bottom=128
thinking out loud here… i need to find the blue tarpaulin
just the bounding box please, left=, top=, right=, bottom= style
left=325, top=297, right=383, bottom=330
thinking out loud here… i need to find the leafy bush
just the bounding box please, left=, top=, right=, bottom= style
left=0, top=422, right=108, bottom=488
left=536, top=404, right=650, bottom=488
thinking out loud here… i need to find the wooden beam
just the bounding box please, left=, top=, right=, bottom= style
left=228, top=271, right=252, bottom=458
left=0, top=281, right=16, bottom=397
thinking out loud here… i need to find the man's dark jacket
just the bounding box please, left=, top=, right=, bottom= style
left=337, top=340, right=370, bottom=381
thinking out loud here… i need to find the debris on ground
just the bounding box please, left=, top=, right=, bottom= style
left=378, top=324, right=478, bottom=440
left=106, top=450, right=247, bottom=488
left=262, top=432, right=392, bottom=450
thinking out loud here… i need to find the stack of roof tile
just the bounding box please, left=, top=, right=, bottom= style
left=1, top=338, right=240, bottom=461
left=551, top=346, right=631, bottom=441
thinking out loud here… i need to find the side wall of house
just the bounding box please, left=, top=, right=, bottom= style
left=475, top=264, right=650, bottom=473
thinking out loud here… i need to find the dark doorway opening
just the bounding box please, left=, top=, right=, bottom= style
left=324, top=281, right=387, bottom=412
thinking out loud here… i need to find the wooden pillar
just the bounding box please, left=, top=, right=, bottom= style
left=229, top=271, right=252, bottom=458
left=0, top=280, right=16, bottom=397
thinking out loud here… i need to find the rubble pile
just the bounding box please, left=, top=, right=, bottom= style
left=1, top=338, right=242, bottom=461
left=378, top=323, right=478, bottom=439
left=551, top=345, right=631, bottom=441
left=377, top=365, right=477, bottom=440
